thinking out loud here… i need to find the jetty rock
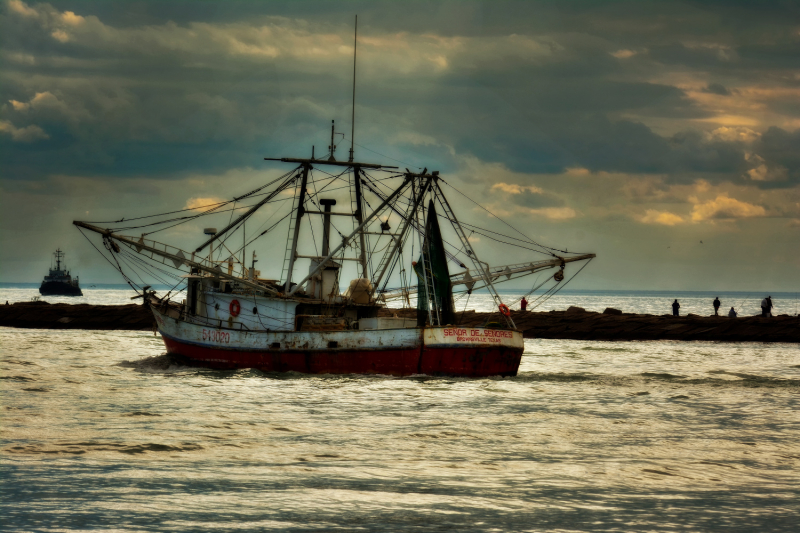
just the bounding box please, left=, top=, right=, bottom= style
left=377, top=307, right=798, bottom=343
left=0, top=302, right=797, bottom=343
left=0, top=302, right=154, bottom=331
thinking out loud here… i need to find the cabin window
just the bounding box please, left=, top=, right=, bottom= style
left=271, top=342, right=280, bottom=349
left=328, top=341, right=338, bottom=348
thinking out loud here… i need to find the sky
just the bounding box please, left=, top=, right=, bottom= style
left=1, top=0, right=798, bottom=291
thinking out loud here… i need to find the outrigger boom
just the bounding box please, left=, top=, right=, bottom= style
left=73, top=221, right=282, bottom=297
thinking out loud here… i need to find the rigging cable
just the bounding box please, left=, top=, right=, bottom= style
left=529, top=258, right=593, bottom=311
left=440, top=179, right=592, bottom=256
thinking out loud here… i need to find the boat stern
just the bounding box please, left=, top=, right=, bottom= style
left=421, top=326, right=523, bottom=377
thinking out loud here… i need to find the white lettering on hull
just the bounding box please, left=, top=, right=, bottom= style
left=424, top=327, right=523, bottom=349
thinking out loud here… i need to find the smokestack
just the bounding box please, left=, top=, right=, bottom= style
left=320, top=199, right=336, bottom=257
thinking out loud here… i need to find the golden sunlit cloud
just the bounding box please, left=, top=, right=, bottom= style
left=491, top=182, right=544, bottom=194
left=0, top=120, right=49, bottom=142
left=640, top=209, right=684, bottom=226
left=185, top=197, right=226, bottom=211
left=709, top=126, right=760, bottom=143
left=528, top=207, right=576, bottom=220
left=564, top=167, right=591, bottom=176
left=611, top=49, right=637, bottom=59
left=7, top=0, right=37, bottom=18
left=691, top=194, right=766, bottom=221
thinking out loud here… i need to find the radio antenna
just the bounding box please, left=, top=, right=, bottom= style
left=349, top=15, right=357, bottom=163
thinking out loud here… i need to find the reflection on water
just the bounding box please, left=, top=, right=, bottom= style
left=2, top=327, right=798, bottom=531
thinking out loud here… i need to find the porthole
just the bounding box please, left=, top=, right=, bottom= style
left=253, top=307, right=258, bottom=314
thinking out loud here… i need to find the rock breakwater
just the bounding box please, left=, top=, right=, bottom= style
left=1, top=301, right=797, bottom=342
left=379, top=308, right=799, bottom=343
left=0, top=301, right=153, bottom=331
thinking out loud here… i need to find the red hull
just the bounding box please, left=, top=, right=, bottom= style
left=162, top=336, right=521, bottom=377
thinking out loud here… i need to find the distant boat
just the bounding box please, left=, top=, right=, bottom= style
left=39, top=249, right=83, bottom=296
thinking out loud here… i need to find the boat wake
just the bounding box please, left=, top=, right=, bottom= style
left=115, top=353, right=195, bottom=373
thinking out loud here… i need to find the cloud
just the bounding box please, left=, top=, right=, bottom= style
left=4, top=0, right=798, bottom=193
left=491, top=182, right=543, bottom=195
left=752, top=127, right=800, bottom=186
left=1, top=0, right=799, bottom=291
left=611, top=49, right=637, bottom=59
left=7, top=0, right=37, bottom=18
left=703, top=83, right=730, bottom=96
left=490, top=181, right=564, bottom=209
left=527, top=207, right=576, bottom=220
left=0, top=119, right=49, bottom=142
left=690, top=194, right=766, bottom=221
left=640, top=209, right=684, bottom=225
left=709, top=126, right=760, bottom=143
left=8, top=99, right=30, bottom=111
left=185, top=197, right=226, bottom=212
left=744, top=152, right=788, bottom=182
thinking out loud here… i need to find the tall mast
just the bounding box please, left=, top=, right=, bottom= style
left=328, top=120, right=336, bottom=161
left=352, top=166, right=368, bottom=279
left=284, top=163, right=310, bottom=292
left=348, top=15, right=357, bottom=163
left=348, top=18, right=367, bottom=278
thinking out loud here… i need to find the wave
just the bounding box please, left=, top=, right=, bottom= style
left=0, top=375, right=37, bottom=382
left=512, top=371, right=800, bottom=389
left=115, top=353, right=195, bottom=373
left=4, top=441, right=204, bottom=456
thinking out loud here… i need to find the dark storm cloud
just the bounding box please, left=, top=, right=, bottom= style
left=703, top=83, right=730, bottom=96
left=3, top=0, right=799, bottom=189
left=1, top=0, right=799, bottom=289
left=510, top=189, right=564, bottom=209
left=453, top=114, right=750, bottom=181
left=754, top=127, right=800, bottom=187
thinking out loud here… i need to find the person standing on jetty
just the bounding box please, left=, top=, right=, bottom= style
left=713, top=297, right=721, bottom=316
left=672, top=299, right=680, bottom=316
left=520, top=297, right=528, bottom=312
left=761, top=296, right=774, bottom=317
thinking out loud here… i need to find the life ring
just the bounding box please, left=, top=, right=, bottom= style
left=499, top=303, right=511, bottom=317
left=229, top=299, right=241, bottom=317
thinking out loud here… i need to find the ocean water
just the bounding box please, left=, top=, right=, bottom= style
left=2, top=318, right=799, bottom=531
left=2, top=283, right=798, bottom=317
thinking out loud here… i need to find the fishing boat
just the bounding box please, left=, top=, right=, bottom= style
left=39, top=249, right=83, bottom=296
left=74, top=153, right=593, bottom=376
left=73, top=19, right=594, bottom=377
